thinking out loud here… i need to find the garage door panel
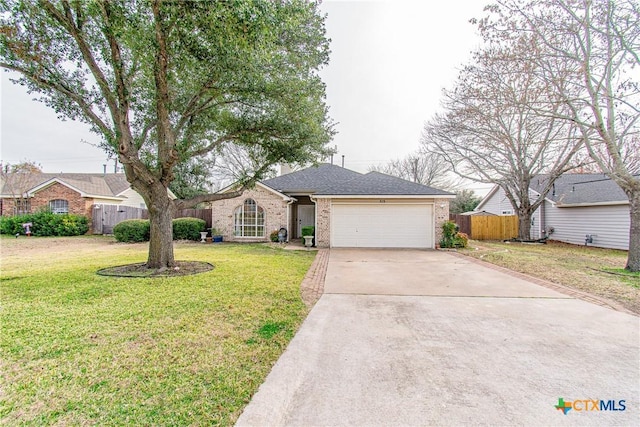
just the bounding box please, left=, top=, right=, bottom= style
left=331, top=203, right=433, bottom=248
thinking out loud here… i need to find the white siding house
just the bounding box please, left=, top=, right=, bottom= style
left=544, top=201, right=629, bottom=250
left=475, top=174, right=631, bottom=250
left=475, top=186, right=543, bottom=239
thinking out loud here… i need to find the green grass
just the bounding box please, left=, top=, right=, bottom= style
left=0, top=236, right=316, bottom=426
left=602, top=268, right=640, bottom=289
left=461, top=240, right=640, bottom=314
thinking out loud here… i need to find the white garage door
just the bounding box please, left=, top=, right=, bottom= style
left=331, top=202, right=433, bottom=248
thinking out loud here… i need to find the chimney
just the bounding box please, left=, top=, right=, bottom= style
left=279, top=163, right=293, bottom=176
left=341, top=155, right=345, bottom=168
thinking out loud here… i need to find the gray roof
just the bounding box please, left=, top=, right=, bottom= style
left=262, top=163, right=363, bottom=193
left=315, top=171, right=454, bottom=196
left=0, top=173, right=131, bottom=198
left=530, top=173, right=631, bottom=205
left=263, top=164, right=453, bottom=196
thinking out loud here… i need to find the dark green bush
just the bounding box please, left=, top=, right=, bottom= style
left=172, top=218, right=206, bottom=241
left=301, top=225, right=315, bottom=237
left=113, top=219, right=150, bottom=242
left=439, top=220, right=467, bottom=248
left=0, top=211, right=88, bottom=236
left=270, top=230, right=279, bottom=242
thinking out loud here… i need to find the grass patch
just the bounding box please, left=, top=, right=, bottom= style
left=461, top=240, right=640, bottom=314
left=0, top=236, right=316, bottom=426
left=600, top=268, right=640, bottom=289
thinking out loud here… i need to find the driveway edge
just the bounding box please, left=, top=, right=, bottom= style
left=447, top=251, right=638, bottom=316
left=300, top=249, right=329, bottom=308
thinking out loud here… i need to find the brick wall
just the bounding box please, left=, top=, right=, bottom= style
left=30, top=183, right=86, bottom=215
left=314, top=198, right=331, bottom=248
left=211, top=186, right=289, bottom=242
left=434, top=198, right=450, bottom=245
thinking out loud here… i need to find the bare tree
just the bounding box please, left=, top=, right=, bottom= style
left=423, top=38, right=584, bottom=240
left=480, top=0, right=640, bottom=269
left=369, top=151, right=457, bottom=190
left=0, top=160, right=42, bottom=215
left=209, top=144, right=278, bottom=191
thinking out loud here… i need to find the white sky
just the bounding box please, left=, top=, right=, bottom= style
left=0, top=0, right=492, bottom=195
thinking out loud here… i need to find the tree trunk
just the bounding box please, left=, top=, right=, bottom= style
left=146, top=189, right=176, bottom=270
left=517, top=210, right=532, bottom=241
left=626, top=191, right=640, bottom=272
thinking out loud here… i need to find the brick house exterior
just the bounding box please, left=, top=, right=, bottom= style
left=28, top=182, right=92, bottom=218
left=211, top=184, right=291, bottom=242
left=211, top=164, right=455, bottom=248
left=0, top=173, right=145, bottom=232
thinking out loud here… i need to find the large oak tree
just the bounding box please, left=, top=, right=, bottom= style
left=0, top=0, right=334, bottom=269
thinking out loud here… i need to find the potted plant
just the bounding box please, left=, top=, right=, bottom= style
left=211, top=227, right=223, bottom=243
left=301, top=225, right=315, bottom=248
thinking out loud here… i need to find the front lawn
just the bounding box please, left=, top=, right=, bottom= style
left=461, top=240, right=640, bottom=314
left=0, top=236, right=315, bottom=426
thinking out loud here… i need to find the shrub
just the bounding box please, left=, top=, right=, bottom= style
left=0, top=211, right=88, bottom=236
left=454, top=232, right=469, bottom=248
left=301, top=225, right=315, bottom=237
left=172, top=218, right=206, bottom=241
left=269, top=230, right=279, bottom=242
left=113, top=219, right=150, bottom=242
left=439, top=220, right=459, bottom=248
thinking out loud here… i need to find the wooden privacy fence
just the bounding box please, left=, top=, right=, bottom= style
left=92, top=205, right=143, bottom=235
left=449, top=214, right=471, bottom=235
left=470, top=215, right=518, bottom=240
left=92, top=204, right=212, bottom=234
left=449, top=214, right=518, bottom=240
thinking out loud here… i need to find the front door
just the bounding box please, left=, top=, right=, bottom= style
left=297, top=205, right=315, bottom=237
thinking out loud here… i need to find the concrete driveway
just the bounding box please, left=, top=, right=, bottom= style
left=237, top=249, right=640, bottom=426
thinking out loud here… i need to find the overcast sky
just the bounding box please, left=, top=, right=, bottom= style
left=0, top=0, right=491, bottom=194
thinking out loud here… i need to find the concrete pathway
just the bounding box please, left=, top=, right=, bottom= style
left=237, top=249, right=639, bottom=426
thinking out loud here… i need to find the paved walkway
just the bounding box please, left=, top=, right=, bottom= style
left=238, top=249, right=639, bottom=426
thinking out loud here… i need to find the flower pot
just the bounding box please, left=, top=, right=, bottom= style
left=212, top=235, right=223, bottom=243
left=303, top=235, right=314, bottom=248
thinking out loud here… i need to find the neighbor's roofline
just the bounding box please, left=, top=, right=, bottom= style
left=216, top=181, right=292, bottom=201
left=311, top=194, right=456, bottom=199
left=554, top=200, right=629, bottom=208
left=26, top=177, right=129, bottom=201
left=474, top=184, right=499, bottom=210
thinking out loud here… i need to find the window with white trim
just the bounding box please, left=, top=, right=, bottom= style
left=14, top=198, right=30, bottom=215
left=49, top=199, right=69, bottom=214
left=234, top=199, right=265, bottom=237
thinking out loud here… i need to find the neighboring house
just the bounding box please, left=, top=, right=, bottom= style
left=0, top=172, right=146, bottom=220
left=210, top=163, right=455, bottom=248
left=475, top=174, right=631, bottom=250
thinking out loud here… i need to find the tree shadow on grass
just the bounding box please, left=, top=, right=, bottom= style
left=97, top=261, right=214, bottom=278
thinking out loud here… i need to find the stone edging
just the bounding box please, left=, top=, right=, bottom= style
left=447, top=251, right=638, bottom=317
left=300, top=249, right=329, bottom=308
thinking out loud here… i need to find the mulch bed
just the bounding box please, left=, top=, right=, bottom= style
left=97, top=261, right=214, bottom=278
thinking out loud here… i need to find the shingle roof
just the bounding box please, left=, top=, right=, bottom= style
left=262, top=164, right=454, bottom=196
left=0, top=173, right=131, bottom=198
left=315, top=171, right=454, bottom=196
left=530, top=173, right=631, bottom=205
left=262, top=163, right=363, bottom=193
